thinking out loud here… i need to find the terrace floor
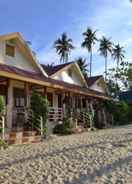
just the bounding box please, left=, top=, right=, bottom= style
left=0, top=125, right=132, bottom=184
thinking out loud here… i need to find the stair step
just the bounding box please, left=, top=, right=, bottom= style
left=5, top=131, right=42, bottom=145
left=23, top=131, right=37, bottom=136
left=7, top=135, right=42, bottom=145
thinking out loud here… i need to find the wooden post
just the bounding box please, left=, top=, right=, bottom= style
left=2, top=116, right=5, bottom=140
left=25, top=82, right=30, bottom=108
left=6, top=79, right=13, bottom=129
left=89, top=101, right=94, bottom=128
left=80, top=96, right=83, bottom=111
left=86, top=99, right=89, bottom=112
left=43, top=87, right=47, bottom=97
left=102, top=108, right=107, bottom=128
left=63, top=93, right=66, bottom=116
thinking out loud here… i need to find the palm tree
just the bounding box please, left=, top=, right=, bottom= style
left=54, top=33, right=74, bottom=63
left=99, top=36, right=113, bottom=80
left=75, top=57, right=89, bottom=76
left=112, top=43, right=125, bottom=71
left=82, top=27, right=98, bottom=77
left=46, top=62, right=55, bottom=68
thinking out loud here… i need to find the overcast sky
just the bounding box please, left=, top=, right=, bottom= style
left=0, top=0, right=132, bottom=75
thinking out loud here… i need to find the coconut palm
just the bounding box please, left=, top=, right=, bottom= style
left=112, top=43, right=125, bottom=71
left=99, top=36, right=113, bottom=81
left=82, top=27, right=98, bottom=77
left=75, top=57, right=89, bottom=76
left=46, top=62, right=55, bottom=68
left=54, top=33, right=74, bottom=63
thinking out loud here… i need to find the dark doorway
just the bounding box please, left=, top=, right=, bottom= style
left=58, top=94, right=62, bottom=108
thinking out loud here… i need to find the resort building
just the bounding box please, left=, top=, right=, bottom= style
left=0, top=32, right=111, bottom=143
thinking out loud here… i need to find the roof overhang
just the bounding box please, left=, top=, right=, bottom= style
left=0, top=70, right=110, bottom=100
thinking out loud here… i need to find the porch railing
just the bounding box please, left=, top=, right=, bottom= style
left=48, top=107, right=63, bottom=122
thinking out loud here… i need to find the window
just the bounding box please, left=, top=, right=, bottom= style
left=68, top=69, right=72, bottom=77
left=14, top=88, right=26, bottom=107
left=5, top=44, right=15, bottom=57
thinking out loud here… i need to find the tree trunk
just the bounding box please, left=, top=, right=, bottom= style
left=89, top=49, right=92, bottom=77
left=115, top=58, right=119, bottom=98
left=105, top=56, right=107, bottom=81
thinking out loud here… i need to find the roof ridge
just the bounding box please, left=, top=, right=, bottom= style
left=88, top=75, right=103, bottom=79
left=53, top=61, right=74, bottom=67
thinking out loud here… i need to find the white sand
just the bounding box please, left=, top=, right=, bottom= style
left=0, top=125, right=132, bottom=183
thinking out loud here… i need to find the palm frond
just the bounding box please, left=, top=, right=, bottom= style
left=54, top=33, right=74, bottom=63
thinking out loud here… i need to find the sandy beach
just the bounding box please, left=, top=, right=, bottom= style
left=0, top=125, right=132, bottom=183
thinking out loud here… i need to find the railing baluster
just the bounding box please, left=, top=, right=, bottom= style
left=48, top=107, right=63, bottom=122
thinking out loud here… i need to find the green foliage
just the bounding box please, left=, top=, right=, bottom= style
left=76, top=57, right=89, bottom=76
left=114, top=101, right=129, bottom=125
left=53, top=117, right=73, bottom=135
left=0, top=139, right=8, bottom=149
left=43, top=127, right=48, bottom=134
left=54, top=33, right=74, bottom=63
left=103, top=100, right=130, bottom=125
left=127, top=63, right=132, bottom=82
left=99, top=36, right=113, bottom=80
left=0, top=96, right=5, bottom=115
left=81, top=27, right=97, bottom=76
left=107, top=61, right=129, bottom=98
left=112, top=44, right=125, bottom=73
left=30, top=92, right=49, bottom=130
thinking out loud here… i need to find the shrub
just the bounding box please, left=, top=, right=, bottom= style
left=53, top=124, right=64, bottom=134
left=30, top=92, right=49, bottom=134
left=0, top=139, right=8, bottom=150
left=53, top=117, right=73, bottom=135
left=113, top=101, right=129, bottom=125
left=0, top=96, right=5, bottom=115
left=103, top=100, right=130, bottom=125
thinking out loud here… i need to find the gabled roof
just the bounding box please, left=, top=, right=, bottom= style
left=0, top=64, right=110, bottom=100
left=0, top=32, right=48, bottom=77
left=85, top=75, right=103, bottom=86
left=41, top=62, right=73, bottom=76
left=41, top=62, right=88, bottom=87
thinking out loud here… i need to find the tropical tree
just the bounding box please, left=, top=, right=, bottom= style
left=112, top=43, right=125, bottom=71
left=75, top=57, right=89, bottom=76
left=46, top=62, right=55, bottom=68
left=99, top=36, right=113, bottom=81
left=81, top=27, right=98, bottom=77
left=54, top=33, right=74, bottom=63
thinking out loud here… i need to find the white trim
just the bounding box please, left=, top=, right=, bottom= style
left=50, top=62, right=88, bottom=87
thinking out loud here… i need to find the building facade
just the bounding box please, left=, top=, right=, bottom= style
left=0, top=32, right=111, bottom=139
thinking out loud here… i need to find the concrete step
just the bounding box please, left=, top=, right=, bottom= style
left=7, top=135, right=42, bottom=145
left=5, top=131, right=42, bottom=145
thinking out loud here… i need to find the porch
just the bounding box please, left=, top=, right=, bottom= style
left=0, top=76, right=111, bottom=143
left=0, top=77, right=64, bottom=134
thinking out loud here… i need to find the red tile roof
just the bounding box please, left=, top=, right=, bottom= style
left=41, top=62, right=73, bottom=76
left=0, top=64, right=110, bottom=100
